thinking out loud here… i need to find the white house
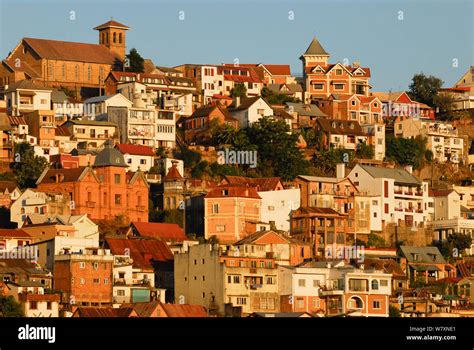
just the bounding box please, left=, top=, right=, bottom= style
left=259, top=189, right=300, bottom=231
left=230, top=96, right=273, bottom=128
left=83, top=93, right=133, bottom=118
left=347, top=164, right=433, bottom=229
left=6, top=282, right=60, bottom=317
left=4, top=80, right=52, bottom=116
left=116, top=143, right=155, bottom=172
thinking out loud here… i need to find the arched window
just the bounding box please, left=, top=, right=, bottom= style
left=74, top=65, right=79, bottom=80
left=371, top=279, right=379, bottom=290
left=101, top=32, right=105, bottom=44
left=113, top=32, right=116, bottom=43
left=119, top=33, right=122, bottom=44
left=62, top=64, right=66, bottom=79
left=348, top=296, right=363, bottom=310
left=20, top=208, right=25, bottom=214
left=34, top=207, right=39, bottom=213
left=106, top=32, right=109, bottom=44
left=87, top=66, right=92, bottom=81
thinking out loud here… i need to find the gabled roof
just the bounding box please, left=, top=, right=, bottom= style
left=357, top=164, right=421, bottom=186
left=233, top=230, right=291, bottom=246
left=0, top=229, right=31, bottom=238
left=83, top=93, right=132, bottom=105
left=73, top=307, right=137, bottom=318
left=268, top=84, right=303, bottom=95
left=302, top=37, right=329, bottom=56
left=222, top=176, right=282, bottom=192
left=164, top=163, right=184, bottom=181
left=316, top=118, right=366, bottom=136
left=259, top=64, right=291, bottom=76
left=106, top=237, right=174, bottom=270
left=399, top=246, right=447, bottom=264
left=205, top=186, right=261, bottom=199
left=120, top=301, right=160, bottom=317
left=7, top=116, right=27, bottom=126
left=285, top=102, right=327, bottom=117
left=116, top=144, right=155, bottom=157
left=188, top=105, right=236, bottom=122
left=21, top=38, right=122, bottom=64
left=229, top=96, right=270, bottom=112
left=362, top=258, right=407, bottom=279
left=0, top=181, right=19, bottom=193
left=2, top=59, right=40, bottom=79
left=160, top=303, right=208, bottom=317
left=36, top=166, right=91, bottom=185
left=131, top=222, right=187, bottom=243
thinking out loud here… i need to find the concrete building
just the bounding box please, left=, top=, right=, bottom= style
left=7, top=281, right=60, bottom=317
left=4, top=80, right=53, bottom=116
left=175, top=243, right=280, bottom=316
left=229, top=96, right=273, bottom=128
left=115, top=143, right=155, bottom=172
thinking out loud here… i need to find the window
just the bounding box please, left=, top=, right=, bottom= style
left=119, top=33, right=123, bottom=44
left=266, top=276, right=276, bottom=285
left=335, top=68, right=343, bottom=75
left=380, top=280, right=388, bottom=287
left=371, top=280, right=379, bottom=290
left=140, top=159, right=147, bottom=165
left=233, top=275, right=240, bottom=283
left=236, top=297, right=247, bottom=305
left=212, top=203, right=219, bottom=214
left=351, top=100, right=356, bottom=106
left=47, top=302, right=52, bottom=310
left=80, top=278, right=85, bottom=285
left=113, top=32, right=117, bottom=43
left=297, top=298, right=304, bottom=308
left=117, top=290, right=125, bottom=296
left=216, top=225, right=226, bottom=232
left=313, top=298, right=320, bottom=309
left=334, top=84, right=344, bottom=90
left=93, top=262, right=99, bottom=270
left=298, top=279, right=306, bottom=287
left=313, top=280, right=320, bottom=287
left=87, top=66, right=92, bottom=81
left=373, top=300, right=381, bottom=309
left=114, top=174, right=121, bottom=184
left=79, top=262, right=86, bottom=269
left=62, top=64, right=66, bottom=79
left=115, top=194, right=122, bottom=205
left=30, top=301, right=38, bottom=310
left=93, top=278, right=100, bottom=284
left=313, top=83, right=324, bottom=90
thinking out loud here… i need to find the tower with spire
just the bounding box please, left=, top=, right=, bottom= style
left=300, top=37, right=330, bottom=74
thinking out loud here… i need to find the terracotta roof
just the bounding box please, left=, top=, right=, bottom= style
left=55, top=125, right=71, bottom=137
left=106, top=237, right=174, bottom=270
left=317, top=118, right=366, bottom=136
left=233, top=230, right=291, bottom=246
left=37, top=167, right=88, bottom=184
left=362, top=258, right=407, bottom=279
left=164, top=163, right=184, bottom=181
left=74, top=307, right=137, bottom=318
left=292, top=207, right=342, bottom=216
left=0, top=181, right=19, bottom=193
left=19, top=293, right=60, bottom=302
left=261, top=64, right=291, bottom=76
left=2, top=59, right=40, bottom=78
left=93, top=20, right=130, bottom=30
left=160, top=304, right=208, bottom=317
left=0, top=229, right=31, bottom=238
left=229, top=96, right=267, bottom=111
left=222, top=176, right=282, bottom=192
left=120, top=301, right=160, bottom=317
left=205, top=186, right=261, bottom=199
left=116, top=144, right=155, bottom=156
left=131, top=222, right=186, bottom=242
left=22, top=37, right=121, bottom=64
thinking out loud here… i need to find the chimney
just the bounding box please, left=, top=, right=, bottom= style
left=353, top=60, right=360, bottom=68
left=234, top=96, right=241, bottom=108
left=336, top=163, right=345, bottom=179
left=404, top=165, right=413, bottom=174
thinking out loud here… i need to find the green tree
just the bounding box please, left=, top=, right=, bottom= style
left=312, top=148, right=354, bottom=176
left=433, top=93, right=456, bottom=120
left=245, top=116, right=310, bottom=180
left=175, top=145, right=201, bottom=169
left=356, top=142, right=374, bottom=159
left=125, top=48, right=145, bottom=73
left=0, top=295, right=24, bottom=317
left=435, top=232, right=473, bottom=260
left=230, top=83, right=247, bottom=98
left=367, top=233, right=387, bottom=248
left=385, top=134, right=428, bottom=169
left=261, top=87, right=299, bottom=104
left=408, top=73, right=443, bottom=107
left=389, top=305, right=401, bottom=317
left=10, top=142, right=48, bottom=189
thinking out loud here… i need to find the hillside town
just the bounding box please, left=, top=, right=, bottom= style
left=0, top=19, right=473, bottom=319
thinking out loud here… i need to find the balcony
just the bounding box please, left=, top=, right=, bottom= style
left=404, top=191, right=414, bottom=196
left=415, top=191, right=423, bottom=196
left=415, top=209, right=423, bottom=213
left=394, top=190, right=403, bottom=195
left=114, top=278, right=127, bottom=286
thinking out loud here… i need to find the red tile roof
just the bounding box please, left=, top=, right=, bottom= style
left=74, top=307, right=137, bottom=317
left=38, top=167, right=88, bottom=184
left=222, top=176, right=282, bottom=192
left=116, top=144, right=155, bottom=156
left=131, top=222, right=186, bottom=242
left=23, top=37, right=121, bottom=64
left=205, top=186, right=261, bottom=199
left=161, top=304, right=208, bottom=317
left=261, top=64, right=291, bottom=76
left=106, top=237, right=174, bottom=270
left=0, top=229, right=31, bottom=238
left=431, top=189, right=456, bottom=197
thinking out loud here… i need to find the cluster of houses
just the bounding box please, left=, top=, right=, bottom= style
left=0, top=19, right=473, bottom=318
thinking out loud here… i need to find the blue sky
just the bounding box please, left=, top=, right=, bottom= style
left=0, top=0, right=472, bottom=91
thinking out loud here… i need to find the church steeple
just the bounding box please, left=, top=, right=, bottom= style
left=94, top=19, right=130, bottom=61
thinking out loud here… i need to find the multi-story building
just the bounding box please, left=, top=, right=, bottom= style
left=204, top=186, right=263, bottom=243
left=7, top=282, right=60, bottom=317
left=371, top=91, right=435, bottom=120
left=4, top=80, right=53, bottom=116
left=347, top=164, right=433, bottom=231
left=300, top=37, right=371, bottom=102
left=0, top=20, right=128, bottom=98
left=62, top=119, right=118, bottom=150
left=394, top=117, right=464, bottom=164
left=0, top=229, right=33, bottom=252
left=54, top=247, right=114, bottom=308
left=115, top=143, right=155, bottom=172
left=279, top=260, right=392, bottom=317
left=36, top=140, right=149, bottom=223
left=315, top=118, right=369, bottom=152
left=175, top=243, right=280, bottom=316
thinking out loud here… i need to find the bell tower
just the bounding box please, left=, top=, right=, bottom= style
left=94, top=19, right=130, bottom=61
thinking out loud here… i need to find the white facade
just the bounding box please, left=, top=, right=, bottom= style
left=6, top=89, right=52, bottom=116
left=231, top=97, right=273, bottom=128
left=347, top=164, right=433, bottom=228
left=200, top=65, right=223, bottom=104
left=83, top=93, right=133, bottom=118
left=259, top=189, right=300, bottom=231
left=123, top=153, right=154, bottom=172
